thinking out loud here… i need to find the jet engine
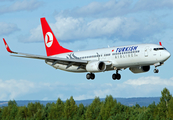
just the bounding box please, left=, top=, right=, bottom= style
left=86, top=61, right=106, bottom=72
left=129, top=66, right=150, bottom=73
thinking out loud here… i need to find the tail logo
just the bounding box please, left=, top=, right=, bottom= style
left=45, top=32, right=53, bottom=47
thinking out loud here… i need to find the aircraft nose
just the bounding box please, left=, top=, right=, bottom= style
left=165, top=51, right=171, bottom=60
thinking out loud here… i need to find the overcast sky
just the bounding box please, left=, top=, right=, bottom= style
left=0, top=0, right=173, bottom=101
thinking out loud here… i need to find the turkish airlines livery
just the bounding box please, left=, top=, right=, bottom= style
left=3, top=17, right=171, bottom=80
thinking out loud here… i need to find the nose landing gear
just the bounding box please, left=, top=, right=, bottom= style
left=154, top=68, right=159, bottom=73
left=154, top=62, right=160, bottom=73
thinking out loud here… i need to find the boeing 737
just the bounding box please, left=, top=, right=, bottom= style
left=3, top=17, right=171, bottom=80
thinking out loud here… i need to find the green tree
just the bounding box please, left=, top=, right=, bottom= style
left=168, top=97, right=173, bottom=119
left=0, top=107, right=2, bottom=120
left=158, top=88, right=172, bottom=119
left=77, top=103, right=85, bottom=118
left=1, top=107, right=9, bottom=120
left=27, top=102, right=37, bottom=118
left=48, top=98, right=64, bottom=119
left=160, top=88, right=172, bottom=107
left=135, top=103, right=140, bottom=108
left=100, top=95, right=117, bottom=120
left=44, top=103, right=51, bottom=119
left=108, top=112, right=127, bottom=120
left=34, top=108, right=45, bottom=120
left=69, top=96, right=77, bottom=118
left=8, top=100, right=17, bottom=106
left=64, top=98, right=71, bottom=119
left=27, top=102, right=43, bottom=119
left=1, top=100, right=18, bottom=120
left=48, top=102, right=56, bottom=119
left=63, top=96, right=78, bottom=119
left=85, top=97, right=102, bottom=120
left=146, top=101, right=158, bottom=119
left=56, top=98, right=64, bottom=118
left=16, top=106, right=28, bottom=120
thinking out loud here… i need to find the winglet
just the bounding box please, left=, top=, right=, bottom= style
left=159, top=42, right=162, bottom=46
left=3, top=38, right=15, bottom=53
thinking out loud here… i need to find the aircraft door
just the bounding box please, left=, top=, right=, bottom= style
left=96, top=53, right=101, bottom=61
left=102, top=54, right=106, bottom=60
left=100, top=53, right=106, bottom=61
left=160, top=51, right=161, bottom=56
left=144, top=46, right=149, bottom=57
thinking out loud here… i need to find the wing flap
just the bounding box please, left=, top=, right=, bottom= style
left=11, top=54, right=88, bottom=64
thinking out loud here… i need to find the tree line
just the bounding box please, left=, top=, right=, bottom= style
left=0, top=88, right=173, bottom=120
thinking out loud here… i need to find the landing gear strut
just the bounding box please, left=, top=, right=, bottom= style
left=154, top=63, right=160, bottom=73
left=86, top=73, right=95, bottom=80
left=112, top=70, right=121, bottom=80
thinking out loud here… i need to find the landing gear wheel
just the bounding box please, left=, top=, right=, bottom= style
left=86, top=73, right=95, bottom=80
left=112, top=74, right=117, bottom=80
left=117, top=74, right=121, bottom=80
left=154, top=69, right=159, bottom=73
left=86, top=73, right=91, bottom=80
left=90, top=73, right=95, bottom=80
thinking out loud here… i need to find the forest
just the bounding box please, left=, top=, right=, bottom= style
left=0, top=88, right=173, bottom=120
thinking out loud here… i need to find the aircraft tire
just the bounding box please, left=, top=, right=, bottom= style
left=117, top=74, right=121, bottom=80
left=90, top=73, right=95, bottom=80
left=112, top=74, right=117, bottom=80
left=154, top=69, right=159, bottom=73
left=86, top=73, right=91, bottom=80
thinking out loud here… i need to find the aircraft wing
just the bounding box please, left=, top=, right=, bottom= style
left=3, top=38, right=113, bottom=68
left=3, top=38, right=89, bottom=66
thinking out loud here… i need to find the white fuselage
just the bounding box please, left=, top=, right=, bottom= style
left=46, top=44, right=170, bottom=73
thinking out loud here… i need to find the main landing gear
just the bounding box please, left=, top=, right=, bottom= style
left=86, top=70, right=122, bottom=80
left=86, top=73, right=95, bottom=80
left=112, top=70, right=121, bottom=80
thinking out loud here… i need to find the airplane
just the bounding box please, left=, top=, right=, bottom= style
left=3, top=17, right=171, bottom=80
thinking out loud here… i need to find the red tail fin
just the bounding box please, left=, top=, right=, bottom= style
left=159, top=42, right=162, bottom=46
left=40, top=17, right=73, bottom=56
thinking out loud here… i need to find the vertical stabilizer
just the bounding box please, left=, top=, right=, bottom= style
left=40, top=17, right=73, bottom=56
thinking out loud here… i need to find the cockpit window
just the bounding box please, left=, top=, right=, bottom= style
left=153, top=48, right=166, bottom=51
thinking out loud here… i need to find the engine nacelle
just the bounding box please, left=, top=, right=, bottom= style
left=86, top=61, right=106, bottom=72
left=129, top=66, right=150, bottom=73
